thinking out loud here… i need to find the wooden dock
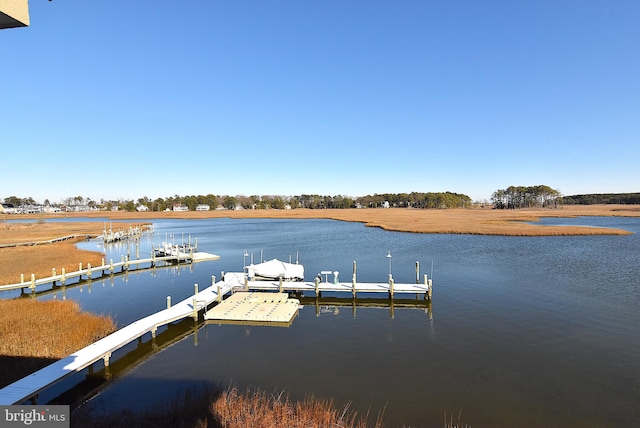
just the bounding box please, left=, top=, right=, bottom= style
left=0, top=267, right=433, bottom=405
left=204, top=292, right=300, bottom=325
left=222, top=271, right=433, bottom=300
left=0, top=251, right=220, bottom=294
left=0, top=278, right=233, bottom=405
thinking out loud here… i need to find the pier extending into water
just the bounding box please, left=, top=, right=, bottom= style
left=0, top=276, right=232, bottom=406
left=0, top=249, right=219, bottom=294
left=0, top=262, right=433, bottom=406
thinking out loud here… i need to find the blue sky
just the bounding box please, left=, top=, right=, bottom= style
left=2, top=1, right=639, bottom=204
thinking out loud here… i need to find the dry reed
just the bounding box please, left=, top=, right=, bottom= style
left=0, top=299, right=115, bottom=359
left=72, top=384, right=386, bottom=428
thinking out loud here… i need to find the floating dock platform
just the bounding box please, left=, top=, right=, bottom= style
left=204, top=292, right=300, bottom=325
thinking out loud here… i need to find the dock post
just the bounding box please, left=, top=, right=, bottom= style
left=30, top=273, right=36, bottom=293
left=194, top=283, right=199, bottom=296
left=87, top=263, right=92, bottom=279
left=415, top=261, right=420, bottom=284
left=121, top=255, right=126, bottom=272
left=192, top=298, right=198, bottom=320
left=211, top=275, right=216, bottom=286
left=61, top=268, right=66, bottom=286
left=352, top=273, right=356, bottom=298
left=389, top=277, right=394, bottom=299
left=217, top=285, right=222, bottom=303
left=103, top=353, right=111, bottom=367
left=136, top=243, right=139, bottom=260
left=52, top=268, right=56, bottom=286
left=424, top=274, right=431, bottom=300
left=20, top=273, right=24, bottom=284
left=167, top=296, right=171, bottom=309
left=279, top=276, right=283, bottom=293
left=110, top=259, right=114, bottom=273
left=353, top=260, right=357, bottom=283
left=79, top=262, right=83, bottom=273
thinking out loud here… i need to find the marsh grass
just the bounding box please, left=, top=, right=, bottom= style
left=0, top=299, right=115, bottom=387
left=72, top=384, right=386, bottom=428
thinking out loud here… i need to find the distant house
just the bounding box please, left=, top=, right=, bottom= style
left=173, top=204, right=188, bottom=212
left=0, top=203, right=17, bottom=214
left=136, top=205, right=149, bottom=212
left=195, top=204, right=210, bottom=211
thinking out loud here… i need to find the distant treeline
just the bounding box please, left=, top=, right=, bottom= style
left=491, top=185, right=561, bottom=209
left=2, top=192, right=473, bottom=211
left=561, top=193, right=640, bottom=205
left=134, top=191, right=473, bottom=211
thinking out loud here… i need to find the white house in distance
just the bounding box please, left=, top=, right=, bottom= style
left=173, top=204, right=189, bottom=212
left=196, top=204, right=210, bottom=211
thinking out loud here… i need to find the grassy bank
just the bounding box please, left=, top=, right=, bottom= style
left=0, top=299, right=116, bottom=388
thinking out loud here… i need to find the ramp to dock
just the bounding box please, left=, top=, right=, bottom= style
left=0, top=281, right=232, bottom=405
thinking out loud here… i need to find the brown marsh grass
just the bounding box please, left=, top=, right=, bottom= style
left=0, top=299, right=115, bottom=388
left=72, top=384, right=386, bottom=428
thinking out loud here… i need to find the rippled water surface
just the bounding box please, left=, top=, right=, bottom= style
left=31, top=216, right=640, bottom=427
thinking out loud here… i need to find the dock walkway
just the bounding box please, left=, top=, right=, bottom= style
left=0, top=252, right=220, bottom=293
left=223, top=272, right=433, bottom=299
left=0, top=279, right=232, bottom=405
left=0, top=271, right=432, bottom=405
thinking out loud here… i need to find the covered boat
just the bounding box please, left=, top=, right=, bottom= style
left=246, top=258, right=304, bottom=281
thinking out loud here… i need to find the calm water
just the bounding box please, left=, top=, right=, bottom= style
left=26, top=217, right=640, bottom=427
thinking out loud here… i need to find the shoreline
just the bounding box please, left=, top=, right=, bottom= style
left=4, top=204, right=637, bottom=236
left=1, top=205, right=637, bottom=285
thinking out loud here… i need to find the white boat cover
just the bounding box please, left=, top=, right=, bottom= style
left=247, top=258, right=304, bottom=281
